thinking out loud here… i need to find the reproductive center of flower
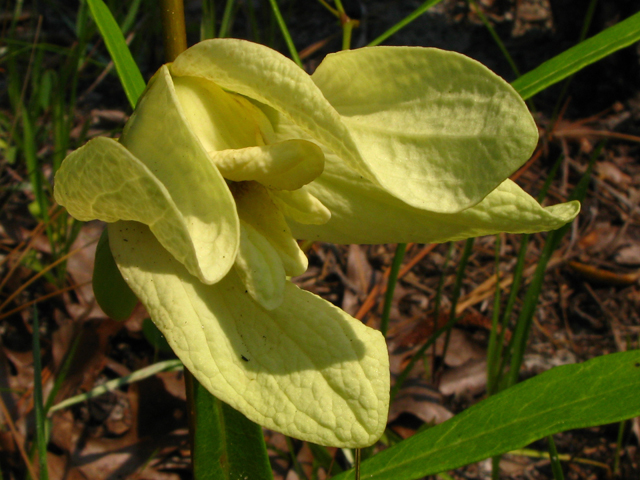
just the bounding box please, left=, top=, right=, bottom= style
left=173, top=74, right=331, bottom=310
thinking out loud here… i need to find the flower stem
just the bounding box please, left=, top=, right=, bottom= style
left=160, top=0, right=187, bottom=62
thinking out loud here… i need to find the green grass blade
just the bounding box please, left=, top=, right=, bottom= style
left=507, top=147, right=598, bottom=387
left=32, top=309, right=49, bottom=480
left=186, top=373, right=273, bottom=480
left=86, top=0, right=145, bottom=108
left=380, top=243, right=406, bottom=338
left=367, top=0, right=444, bottom=47
left=49, top=359, right=182, bottom=413
left=267, top=0, right=302, bottom=67
left=218, top=0, right=236, bottom=38
left=332, top=350, right=640, bottom=480
left=512, top=10, right=640, bottom=100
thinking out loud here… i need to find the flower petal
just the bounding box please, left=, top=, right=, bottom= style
left=311, top=46, right=539, bottom=213
left=54, top=137, right=236, bottom=284
left=170, top=40, right=375, bottom=189
left=270, top=187, right=331, bottom=225
left=211, top=140, right=324, bottom=190
left=120, top=65, right=239, bottom=284
left=172, top=75, right=271, bottom=150
left=172, top=40, right=538, bottom=213
left=232, top=182, right=308, bottom=277
left=109, top=221, right=389, bottom=447
left=234, top=221, right=286, bottom=310
left=288, top=155, right=580, bottom=244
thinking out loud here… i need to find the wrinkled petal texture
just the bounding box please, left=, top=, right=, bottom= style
left=311, top=47, right=539, bottom=212
left=289, top=154, right=580, bottom=244
left=109, top=221, right=389, bottom=447
left=172, top=40, right=538, bottom=213
left=53, top=137, right=237, bottom=285
left=119, top=65, right=239, bottom=284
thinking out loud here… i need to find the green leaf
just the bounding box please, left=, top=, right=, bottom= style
left=187, top=373, right=274, bottom=480
left=332, top=351, right=640, bottom=480
left=512, top=10, right=640, bottom=100
left=93, top=229, right=137, bottom=321
left=86, top=0, right=145, bottom=108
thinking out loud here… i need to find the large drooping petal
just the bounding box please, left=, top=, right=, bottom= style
left=288, top=154, right=580, bottom=244
left=120, top=65, right=239, bottom=283
left=171, top=39, right=537, bottom=213
left=311, top=47, right=539, bottom=213
left=54, top=137, right=238, bottom=284
left=109, top=221, right=389, bottom=448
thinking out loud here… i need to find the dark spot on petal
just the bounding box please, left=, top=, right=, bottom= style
left=241, top=355, right=249, bottom=362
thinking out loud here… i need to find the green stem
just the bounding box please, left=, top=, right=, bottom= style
left=32, top=309, right=49, bottom=480
left=439, top=238, right=474, bottom=364
left=267, top=0, right=303, bottom=67
left=367, top=0, right=443, bottom=47
left=218, top=0, right=236, bottom=38
left=380, top=243, right=406, bottom=338
left=160, top=0, right=187, bottom=62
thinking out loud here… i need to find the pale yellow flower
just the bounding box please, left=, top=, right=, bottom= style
left=54, top=39, right=579, bottom=447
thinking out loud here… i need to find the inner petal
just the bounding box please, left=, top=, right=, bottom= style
left=173, top=75, right=269, bottom=151
left=232, top=182, right=308, bottom=277
left=234, top=221, right=285, bottom=310
left=210, top=140, right=324, bottom=190
left=270, top=187, right=331, bottom=225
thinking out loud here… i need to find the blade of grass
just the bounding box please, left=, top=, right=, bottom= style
left=470, top=0, right=520, bottom=77
left=507, top=145, right=600, bottom=387
left=218, top=0, right=236, bottom=38
left=548, top=436, right=565, bottom=480
left=512, top=10, right=640, bottom=101
left=32, top=308, right=49, bottom=480
left=201, top=0, right=216, bottom=40
left=367, top=0, right=443, bottom=47
left=380, top=243, right=406, bottom=338
left=267, top=0, right=302, bottom=67
left=49, top=359, right=183, bottom=413
left=390, top=244, right=453, bottom=402
left=490, top=152, right=565, bottom=391
left=440, top=238, right=474, bottom=363
left=86, top=0, right=145, bottom=108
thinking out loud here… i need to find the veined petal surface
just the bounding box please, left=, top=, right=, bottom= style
left=109, top=221, right=389, bottom=447
left=232, top=182, right=308, bottom=277
left=270, top=187, right=331, bottom=225
left=234, top=221, right=286, bottom=310
left=289, top=155, right=580, bottom=244
left=170, top=40, right=376, bottom=186
left=119, top=65, right=239, bottom=284
left=311, top=47, right=539, bottom=213
left=54, top=137, right=236, bottom=284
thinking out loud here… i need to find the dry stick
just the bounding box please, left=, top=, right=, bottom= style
left=0, top=393, right=38, bottom=480
left=0, top=207, right=63, bottom=294
left=0, top=237, right=98, bottom=313
left=0, top=281, right=91, bottom=321
left=355, top=244, right=437, bottom=321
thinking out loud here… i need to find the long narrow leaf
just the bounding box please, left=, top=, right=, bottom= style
left=187, top=374, right=273, bottom=480
left=332, top=351, right=640, bottom=480
left=86, top=0, right=145, bottom=108
left=513, top=10, right=640, bottom=100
